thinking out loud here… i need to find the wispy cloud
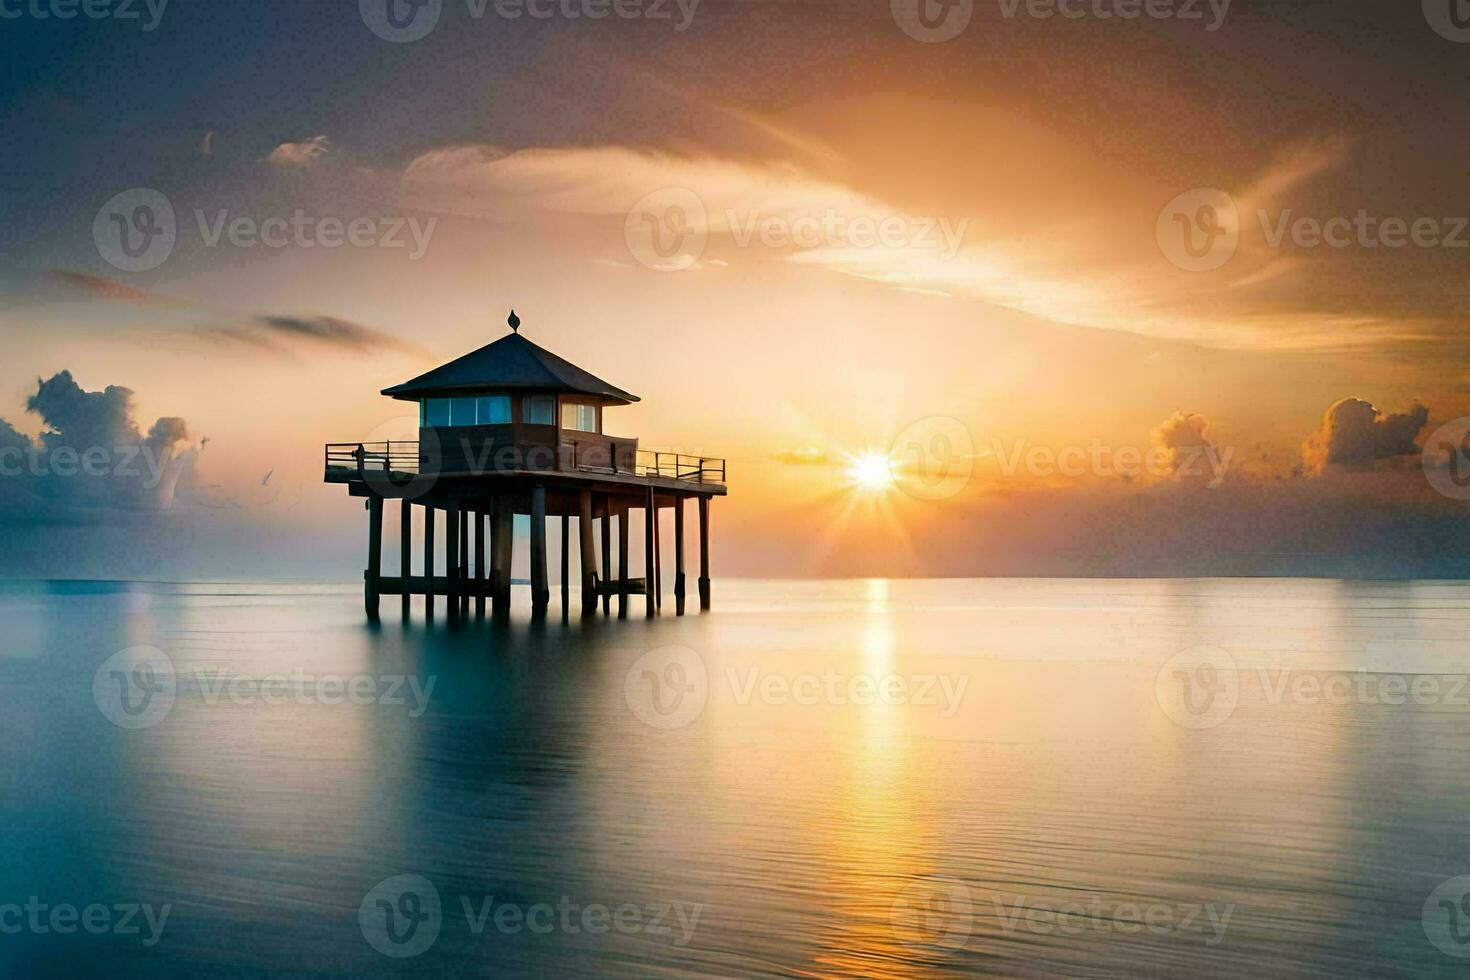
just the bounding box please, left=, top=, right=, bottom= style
left=50, top=270, right=184, bottom=308
left=265, top=134, right=331, bottom=167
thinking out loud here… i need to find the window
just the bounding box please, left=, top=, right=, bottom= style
left=476, top=395, right=510, bottom=424
left=524, top=395, right=556, bottom=425
left=422, top=395, right=511, bottom=426
left=561, top=402, right=597, bottom=433
left=450, top=397, right=477, bottom=426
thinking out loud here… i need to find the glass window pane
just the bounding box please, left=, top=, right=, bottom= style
left=561, top=402, right=579, bottom=430
left=450, top=397, right=477, bottom=426
left=424, top=399, right=450, bottom=427
left=525, top=396, right=555, bottom=425
left=580, top=404, right=597, bottom=432
left=477, top=395, right=509, bottom=424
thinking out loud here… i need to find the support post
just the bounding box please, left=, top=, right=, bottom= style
left=561, top=514, right=570, bottom=613
left=424, top=505, right=435, bottom=620
left=579, top=490, right=596, bottom=616
left=365, top=496, right=383, bottom=622
left=401, top=499, right=412, bottom=621
left=698, top=496, right=711, bottom=611
left=475, top=509, right=486, bottom=621
left=445, top=502, right=460, bottom=624
left=645, top=486, right=656, bottom=618
left=674, top=496, right=686, bottom=616
left=459, top=508, right=470, bottom=617
left=653, top=495, right=662, bottom=611
left=531, top=486, right=549, bottom=615
left=600, top=497, right=612, bottom=617
left=492, top=499, right=513, bottom=617
left=617, top=506, right=629, bottom=619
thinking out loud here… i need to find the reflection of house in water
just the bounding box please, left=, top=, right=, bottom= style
left=325, top=312, right=727, bottom=621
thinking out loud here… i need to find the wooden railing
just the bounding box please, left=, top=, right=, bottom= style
left=325, top=440, right=726, bottom=484
left=636, top=451, right=726, bottom=483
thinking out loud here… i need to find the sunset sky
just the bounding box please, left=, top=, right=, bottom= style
left=2, top=0, right=1468, bottom=579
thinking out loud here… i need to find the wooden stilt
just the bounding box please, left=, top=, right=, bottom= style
left=579, top=490, right=596, bottom=617
left=446, top=502, right=460, bottom=623
left=475, top=508, right=486, bottom=621
left=653, top=494, right=662, bottom=611
left=401, top=499, right=412, bottom=621
left=459, top=509, right=470, bottom=617
left=617, top=506, right=629, bottom=619
left=645, top=486, right=656, bottom=618
left=600, top=497, right=612, bottom=617
left=560, top=514, right=570, bottom=613
left=698, top=496, right=711, bottom=611
left=365, top=496, right=383, bottom=622
left=492, top=499, right=513, bottom=617
left=674, top=495, right=686, bottom=616
left=424, top=505, right=435, bottom=621
left=530, top=486, right=549, bottom=615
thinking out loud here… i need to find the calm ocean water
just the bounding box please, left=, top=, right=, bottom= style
left=4, top=578, right=1470, bottom=977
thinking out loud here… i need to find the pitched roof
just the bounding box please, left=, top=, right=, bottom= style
left=381, top=331, right=639, bottom=403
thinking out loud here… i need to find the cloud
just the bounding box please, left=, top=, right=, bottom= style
left=0, top=371, right=200, bottom=517
left=1153, top=411, right=1217, bottom=476
left=265, top=134, right=331, bottom=166
left=771, top=447, right=831, bottom=466
left=247, top=315, right=430, bottom=358
left=49, top=270, right=182, bottom=308
left=1301, top=398, right=1429, bottom=474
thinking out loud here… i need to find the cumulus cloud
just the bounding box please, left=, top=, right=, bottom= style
left=0, top=371, right=199, bottom=516
left=265, top=134, right=331, bottom=166
left=1153, top=411, right=1214, bottom=473
left=1301, top=398, right=1428, bottom=474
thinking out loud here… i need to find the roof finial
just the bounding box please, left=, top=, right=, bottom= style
left=508, top=309, right=521, bottom=333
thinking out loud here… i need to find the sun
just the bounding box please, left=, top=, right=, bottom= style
left=846, top=449, right=896, bottom=491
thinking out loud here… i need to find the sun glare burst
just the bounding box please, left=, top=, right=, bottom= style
left=846, top=449, right=896, bottom=491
